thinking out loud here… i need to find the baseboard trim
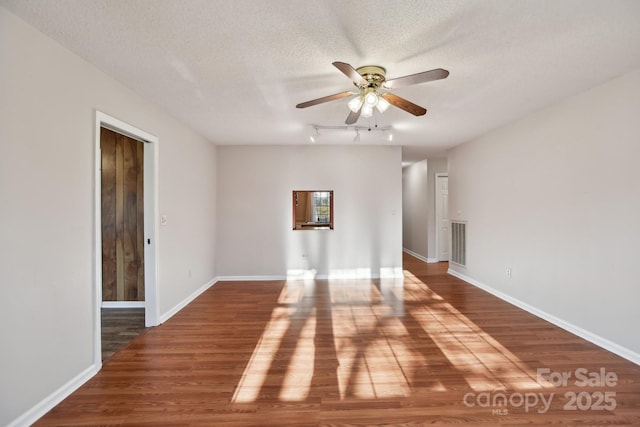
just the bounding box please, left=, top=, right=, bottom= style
left=325, top=270, right=404, bottom=280
left=403, top=248, right=439, bottom=264
left=101, top=301, right=145, bottom=308
left=218, top=271, right=404, bottom=281
left=216, top=275, right=287, bottom=282
left=447, top=268, right=640, bottom=366
left=159, top=278, right=217, bottom=324
left=8, top=363, right=100, bottom=427
left=403, top=248, right=429, bottom=263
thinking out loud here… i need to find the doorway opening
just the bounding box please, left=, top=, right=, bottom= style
left=94, top=111, right=159, bottom=366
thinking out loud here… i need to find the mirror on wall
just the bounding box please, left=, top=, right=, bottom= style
left=292, top=191, right=334, bottom=230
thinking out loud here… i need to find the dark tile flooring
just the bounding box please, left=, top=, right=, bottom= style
left=101, top=308, right=149, bottom=361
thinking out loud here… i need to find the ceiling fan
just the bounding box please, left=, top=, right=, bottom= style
left=296, top=61, right=449, bottom=124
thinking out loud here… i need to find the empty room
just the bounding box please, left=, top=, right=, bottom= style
left=1, top=1, right=639, bottom=425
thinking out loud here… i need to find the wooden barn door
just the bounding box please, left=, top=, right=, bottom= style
left=101, top=127, right=145, bottom=301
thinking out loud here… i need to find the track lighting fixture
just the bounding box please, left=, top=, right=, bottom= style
left=308, top=124, right=393, bottom=144
left=309, top=126, right=319, bottom=143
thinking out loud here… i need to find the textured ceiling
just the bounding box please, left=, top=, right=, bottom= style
left=3, top=0, right=640, bottom=161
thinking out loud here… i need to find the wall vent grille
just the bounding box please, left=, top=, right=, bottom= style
left=451, top=221, right=467, bottom=267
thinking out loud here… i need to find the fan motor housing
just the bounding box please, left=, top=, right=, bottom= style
left=355, top=65, right=386, bottom=89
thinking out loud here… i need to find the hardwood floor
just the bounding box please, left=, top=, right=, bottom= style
left=36, top=254, right=640, bottom=425
left=101, top=308, right=149, bottom=361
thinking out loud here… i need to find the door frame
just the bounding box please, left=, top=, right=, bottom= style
left=94, top=111, right=160, bottom=367
left=434, top=173, right=449, bottom=262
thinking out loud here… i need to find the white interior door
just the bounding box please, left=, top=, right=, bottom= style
left=435, top=175, right=449, bottom=261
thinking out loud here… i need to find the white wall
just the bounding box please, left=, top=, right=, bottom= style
left=217, top=145, right=402, bottom=279
left=0, top=7, right=217, bottom=426
left=402, top=160, right=429, bottom=259
left=448, top=68, right=640, bottom=360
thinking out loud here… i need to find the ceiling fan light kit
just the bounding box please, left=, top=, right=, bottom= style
left=296, top=61, right=449, bottom=125
left=375, top=96, right=390, bottom=113
left=347, top=95, right=363, bottom=113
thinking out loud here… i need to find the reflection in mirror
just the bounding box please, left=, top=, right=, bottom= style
left=293, top=191, right=334, bottom=230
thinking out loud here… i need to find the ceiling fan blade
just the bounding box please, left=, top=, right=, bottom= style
left=345, top=105, right=362, bottom=124
left=383, top=68, right=449, bottom=89
left=333, top=61, right=368, bottom=87
left=381, top=93, right=427, bottom=116
left=296, top=91, right=354, bottom=108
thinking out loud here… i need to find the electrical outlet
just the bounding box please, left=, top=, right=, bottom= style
left=506, top=268, right=512, bottom=278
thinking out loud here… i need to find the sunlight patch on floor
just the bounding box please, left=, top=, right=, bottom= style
left=231, top=306, right=292, bottom=403
left=404, top=271, right=544, bottom=391
left=233, top=273, right=547, bottom=404
left=332, top=303, right=417, bottom=399
left=279, top=309, right=316, bottom=401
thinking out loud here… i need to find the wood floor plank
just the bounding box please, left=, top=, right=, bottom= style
left=101, top=308, right=149, bottom=361
left=35, top=254, right=640, bottom=425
